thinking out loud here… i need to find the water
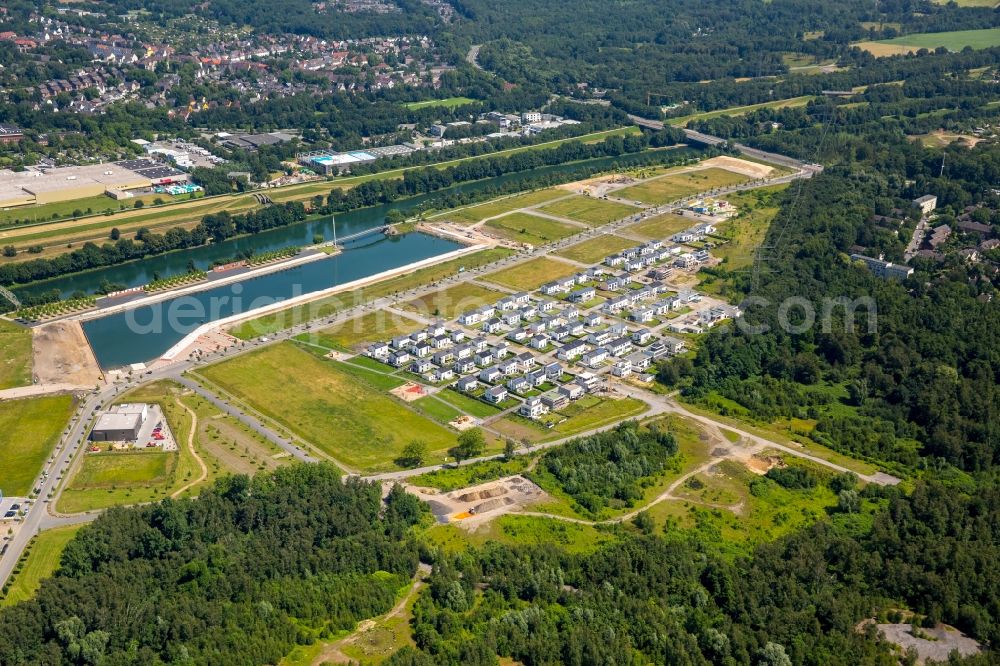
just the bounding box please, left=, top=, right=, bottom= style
left=16, top=147, right=700, bottom=301
left=82, top=232, right=461, bottom=369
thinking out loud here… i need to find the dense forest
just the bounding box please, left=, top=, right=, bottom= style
left=0, top=465, right=427, bottom=664
left=3, top=462, right=995, bottom=664
left=388, top=479, right=999, bottom=665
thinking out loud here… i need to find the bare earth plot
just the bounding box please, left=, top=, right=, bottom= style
left=32, top=321, right=102, bottom=386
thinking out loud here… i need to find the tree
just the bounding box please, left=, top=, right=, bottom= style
left=633, top=510, right=655, bottom=534
left=134, top=200, right=144, bottom=209
left=503, top=438, right=517, bottom=460
left=2, top=245, right=15, bottom=257
left=837, top=489, right=861, bottom=514
left=453, top=428, right=485, bottom=464
left=109, top=227, right=121, bottom=241
left=397, top=440, right=426, bottom=468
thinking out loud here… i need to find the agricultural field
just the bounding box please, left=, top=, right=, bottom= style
left=403, top=96, right=476, bottom=109
left=433, top=189, right=566, bottom=225
left=230, top=247, right=513, bottom=339
left=401, top=282, right=500, bottom=319
left=553, top=234, right=637, bottom=264
left=197, top=342, right=462, bottom=471
left=483, top=256, right=578, bottom=291
left=538, top=196, right=639, bottom=226
left=627, top=212, right=695, bottom=240
left=617, top=168, right=749, bottom=205
left=299, top=310, right=423, bottom=352
left=0, top=524, right=84, bottom=607
left=484, top=212, right=581, bottom=246
left=0, top=320, right=32, bottom=389
left=854, top=28, right=1000, bottom=56
left=0, top=395, right=74, bottom=497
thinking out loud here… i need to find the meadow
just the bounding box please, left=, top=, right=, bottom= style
left=0, top=395, right=75, bottom=497
left=484, top=212, right=581, bottom=246
left=483, top=256, right=578, bottom=291
left=539, top=196, right=639, bottom=226
left=553, top=234, right=637, bottom=264
left=432, top=189, right=566, bottom=225
left=617, top=168, right=749, bottom=205
left=0, top=524, right=84, bottom=607
left=197, top=342, right=460, bottom=471
left=0, top=320, right=32, bottom=389
left=401, top=282, right=500, bottom=319
left=855, top=28, right=1000, bottom=56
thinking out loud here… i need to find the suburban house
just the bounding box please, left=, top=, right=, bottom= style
left=519, top=396, right=548, bottom=419
left=485, top=385, right=508, bottom=404
left=456, top=376, right=478, bottom=392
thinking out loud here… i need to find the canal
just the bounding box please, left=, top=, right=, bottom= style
left=15, top=147, right=700, bottom=301
left=82, top=232, right=461, bottom=369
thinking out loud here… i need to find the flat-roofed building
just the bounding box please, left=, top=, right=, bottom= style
left=90, top=403, right=149, bottom=442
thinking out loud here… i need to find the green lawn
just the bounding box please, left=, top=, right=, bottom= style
left=0, top=524, right=84, bottom=607
left=68, top=451, right=173, bottom=489
left=627, top=212, right=693, bottom=240
left=539, top=196, right=639, bottom=226
left=401, top=282, right=500, bottom=319
left=433, top=189, right=567, bottom=225
left=553, top=234, right=637, bottom=264
left=483, top=256, right=578, bottom=291
left=549, top=396, right=648, bottom=438
left=230, top=248, right=513, bottom=340
left=198, top=342, right=460, bottom=471
left=618, top=168, right=749, bottom=205
left=0, top=395, right=74, bottom=497
left=299, top=311, right=423, bottom=352
left=435, top=388, right=503, bottom=419
left=0, top=320, right=32, bottom=389
left=484, top=212, right=581, bottom=246
left=412, top=396, right=464, bottom=424
left=403, top=97, right=476, bottom=109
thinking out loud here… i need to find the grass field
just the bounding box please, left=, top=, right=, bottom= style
left=401, top=282, right=500, bottom=319
left=409, top=457, right=530, bottom=491
left=484, top=212, right=581, bottom=246
left=0, top=193, right=169, bottom=228
left=553, top=234, right=637, bottom=264
left=0, top=395, right=74, bottom=497
left=300, top=310, right=423, bottom=352
left=549, top=396, right=648, bottom=437
left=0, top=320, right=32, bottom=389
left=69, top=451, right=173, bottom=489
left=403, top=96, right=476, bottom=109
left=483, top=256, right=578, bottom=291
left=538, top=196, right=639, bottom=226
left=230, top=247, right=513, bottom=339
left=198, top=342, right=461, bottom=471
left=617, top=168, right=749, bottom=205
left=708, top=185, right=786, bottom=270
left=412, top=395, right=464, bottom=424
left=855, top=28, right=1000, bottom=56
left=0, top=524, right=84, bottom=607
left=667, top=96, right=815, bottom=127
left=423, top=515, right=616, bottom=555
left=433, top=189, right=566, bottom=225
left=435, top=388, right=503, bottom=419
left=627, top=212, right=694, bottom=240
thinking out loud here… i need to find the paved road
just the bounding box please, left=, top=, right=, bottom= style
left=466, top=45, right=484, bottom=71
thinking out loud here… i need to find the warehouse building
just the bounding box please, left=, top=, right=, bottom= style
left=90, top=403, right=149, bottom=442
